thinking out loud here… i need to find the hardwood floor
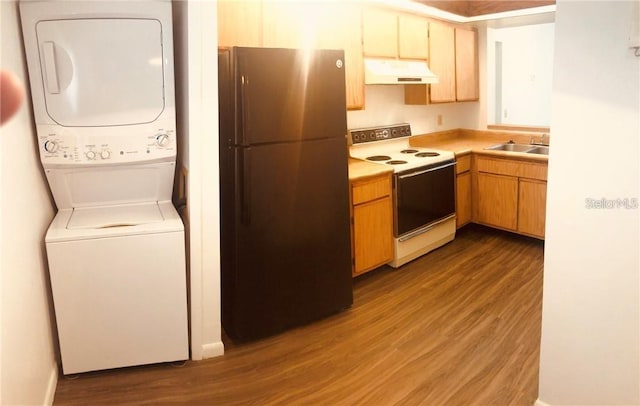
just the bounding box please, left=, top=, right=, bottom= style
left=54, top=224, right=544, bottom=405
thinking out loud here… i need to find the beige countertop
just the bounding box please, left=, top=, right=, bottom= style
left=409, top=129, right=550, bottom=162
left=348, top=158, right=393, bottom=181
left=348, top=129, right=549, bottom=181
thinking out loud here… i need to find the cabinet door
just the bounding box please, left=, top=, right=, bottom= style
left=518, top=179, right=547, bottom=238
left=428, top=21, right=456, bottom=103
left=476, top=172, right=518, bottom=230
left=262, top=2, right=320, bottom=49
left=218, top=0, right=262, bottom=47
left=456, top=171, right=471, bottom=228
left=353, top=196, right=394, bottom=275
left=317, top=3, right=364, bottom=110
left=398, top=14, right=428, bottom=60
left=455, top=28, right=478, bottom=101
left=362, top=7, right=398, bottom=58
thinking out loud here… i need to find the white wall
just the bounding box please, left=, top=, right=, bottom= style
left=486, top=23, right=555, bottom=126
left=347, top=85, right=480, bottom=133
left=537, top=1, right=639, bottom=405
left=0, top=2, right=58, bottom=405
left=171, top=0, right=224, bottom=361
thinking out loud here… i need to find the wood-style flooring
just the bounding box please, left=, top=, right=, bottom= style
left=53, top=224, right=544, bottom=405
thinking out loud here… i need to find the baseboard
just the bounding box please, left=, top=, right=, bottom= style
left=201, top=341, right=224, bottom=359
left=44, top=363, right=58, bottom=405
left=534, top=399, right=550, bottom=406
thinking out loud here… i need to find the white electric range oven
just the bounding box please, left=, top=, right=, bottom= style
left=349, top=124, right=456, bottom=267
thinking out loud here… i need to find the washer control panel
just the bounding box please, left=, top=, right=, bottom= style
left=37, top=122, right=177, bottom=165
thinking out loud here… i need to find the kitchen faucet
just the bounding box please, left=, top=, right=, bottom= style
left=530, top=133, right=549, bottom=146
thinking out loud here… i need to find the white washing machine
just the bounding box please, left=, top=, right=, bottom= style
left=20, top=1, right=188, bottom=374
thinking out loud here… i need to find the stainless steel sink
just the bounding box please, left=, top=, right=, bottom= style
left=484, top=143, right=549, bottom=155
left=526, top=146, right=549, bottom=155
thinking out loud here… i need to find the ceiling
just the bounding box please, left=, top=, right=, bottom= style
left=414, top=0, right=556, bottom=17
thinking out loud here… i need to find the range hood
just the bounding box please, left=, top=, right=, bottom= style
left=364, top=58, right=439, bottom=85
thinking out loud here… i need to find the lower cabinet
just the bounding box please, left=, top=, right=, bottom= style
left=350, top=173, right=393, bottom=276
left=473, top=155, right=547, bottom=239
left=455, top=154, right=472, bottom=228
left=518, top=179, right=547, bottom=237
left=476, top=172, right=518, bottom=230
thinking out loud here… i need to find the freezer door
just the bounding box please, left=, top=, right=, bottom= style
left=35, top=19, right=165, bottom=127
left=233, top=47, right=347, bottom=145
left=221, top=137, right=353, bottom=340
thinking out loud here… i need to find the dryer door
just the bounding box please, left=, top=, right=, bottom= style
left=35, top=18, right=165, bottom=127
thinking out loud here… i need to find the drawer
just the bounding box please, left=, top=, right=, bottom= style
left=456, top=154, right=471, bottom=174
left=352, top=175, right=391, bottom=205
left=476, top=156, right=547, bottom=181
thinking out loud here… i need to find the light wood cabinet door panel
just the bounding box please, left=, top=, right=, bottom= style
left=316, top=3, right=364, bottom=110
left=398, top=14, right=428, bottom=60
left=362, top=7, right=398, bottom=58
left=218, top=0, right=262, bottom=47
left=353, top=197, right=393, bottom=275
left=428, top=21, right=456, bottom=103
left=518, top=179, right=547, bottom=238
left=455, top=28, right=478, bottom=101
left=456, top=171, right=471, bottom=228
left=476, top=173, right=518, bottom=230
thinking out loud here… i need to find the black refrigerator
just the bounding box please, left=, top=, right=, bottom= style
left=218, top=47, right=353, bottom=341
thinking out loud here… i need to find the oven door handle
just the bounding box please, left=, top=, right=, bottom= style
left=398, top=161, right=456, bottom=179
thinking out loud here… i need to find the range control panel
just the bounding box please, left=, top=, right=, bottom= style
left=349, top=123, right=412, bottom=144
left=37, top=122, right=177, bottom=166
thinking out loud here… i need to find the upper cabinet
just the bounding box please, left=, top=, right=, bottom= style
left=362, top=7, right=398, bottom=58
left=362, top=7, right=428, bottom=60
left=219, top=1, right=364, bottom=110
left=428, top=21, right=456, bottom=102
left=217, top=0, right=262, bottom=48
left=455, top=28, right=479, bottom=101
left=398, top=14, right=429, bottom=60
left=405, top=22, right=479, bottom=105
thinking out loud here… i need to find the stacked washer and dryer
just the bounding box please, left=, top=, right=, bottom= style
left=20, top=1, right=188, bottom=374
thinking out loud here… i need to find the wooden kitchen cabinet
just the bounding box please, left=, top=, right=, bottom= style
left=217, top=0, right=262, bottom=47
left=428, top=21, right=456, bottom=103
left=362, top=8, right=428, bottom=60
left=455, top=28, right=479, bottom=101
left=518, top=179, right=547, bottom=238
left=455, top=154, right=472, bottom=228
left=473, top=155, right=548, bottom=238
left=476, top=172, right=519, bottom=231
left=362, top=7, right=398, bottom=58
left=351, top=174, right=393, bottom=276
left=404, top=24, right=479, bottom=105
left=398, top=14, right=429, bottom=60
left=315, top=3, right=365, bottom=110
left=263, top=2, right=365, bottom=110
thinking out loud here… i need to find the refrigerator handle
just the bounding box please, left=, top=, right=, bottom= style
left=239, top=75, right=249, bottom=145
left=240, top=148, right=251, bottom=225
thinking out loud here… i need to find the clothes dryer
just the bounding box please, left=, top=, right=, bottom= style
left=20, top=0, right=188, bottom=374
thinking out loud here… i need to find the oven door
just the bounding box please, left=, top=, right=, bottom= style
left=394, top=160, right=456, bottom=237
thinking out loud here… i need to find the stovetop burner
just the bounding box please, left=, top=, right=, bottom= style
left=416, top=152, right=440, bottom=158
left=366, top=155, right=392, bottom=161
left=349, top=124, right=455, bottom=173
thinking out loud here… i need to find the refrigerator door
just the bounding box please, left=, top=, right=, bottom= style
left=232, top=47, right=347, bottom=145
left=222, top=137, right=352, bottom=340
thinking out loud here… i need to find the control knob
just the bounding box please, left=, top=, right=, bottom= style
left=155, top=133, right=170, bottom=147
left=43, top=140, right=58, bottom=153
left=100, top=150, right=111, bottom=160
left=86, top=150, right=97, bottom=160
